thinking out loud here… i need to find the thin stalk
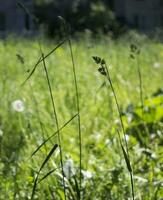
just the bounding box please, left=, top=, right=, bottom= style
left=131, top=45, right=149, bottom=137
left=130, top=171, right=135, bottom=200
left=136, top=55, right=150, bottom=147
left=105, top=65, right=129, bottom=156
left=41, top=53, right=66, bottom=199
left=136, top=53, right=150, bottom=199
left=117, top=129, right=134, bottom=200
left=60, top=17, right=82, bottom=194
left=105, top=64, right=135, bottom=200
left=68, top=38, right=82, bottom=192
left=136, top=57, right=144, bottom=116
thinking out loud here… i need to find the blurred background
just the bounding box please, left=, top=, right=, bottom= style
left=0, top=0, right=163, bottom=38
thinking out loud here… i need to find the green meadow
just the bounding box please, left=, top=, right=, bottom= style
left=0, top=34, right=163, bottom=199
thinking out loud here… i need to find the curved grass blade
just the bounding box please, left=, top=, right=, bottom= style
left=31, top=113, right=78, bottom=157
left=38, top=168, right=58, bottom=184
left=39, top=144, right=58, bottom=173
left=31, top=144, right=58, bottom=199
left=31, top=174, right=39, bottom=200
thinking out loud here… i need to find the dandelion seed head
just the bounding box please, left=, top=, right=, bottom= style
left=12, top=100, right=24, bottom=112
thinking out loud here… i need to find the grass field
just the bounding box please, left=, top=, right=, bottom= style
left=0, top=34, right=163, bottom=199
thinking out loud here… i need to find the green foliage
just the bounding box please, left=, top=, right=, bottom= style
left=122, top=94, right=163, bottom=146
left=0, top=35, right=163, bottom=199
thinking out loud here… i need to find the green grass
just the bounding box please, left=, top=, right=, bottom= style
left=0, top=35, right=163, bottom=199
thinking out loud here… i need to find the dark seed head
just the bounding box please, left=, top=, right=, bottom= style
left=98, top=67, right=107, bottom=76
left=130, top=54, right=135, bottom=59
left=92, top=56, right=102, bottom=64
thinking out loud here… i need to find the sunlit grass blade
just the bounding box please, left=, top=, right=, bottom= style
left=31, top=113, right=78, bottom=157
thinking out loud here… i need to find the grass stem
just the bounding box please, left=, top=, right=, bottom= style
left=59, top=17, right=82, bottom=196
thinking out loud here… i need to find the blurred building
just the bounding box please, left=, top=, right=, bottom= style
left=0, top=0, right=34, bottom=35
left=114, top=0, right=163, bottom=31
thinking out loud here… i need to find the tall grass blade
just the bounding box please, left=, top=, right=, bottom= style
left=68, top=38, right=82, bottom=195
left=58, top=16, right=82, bottom=196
